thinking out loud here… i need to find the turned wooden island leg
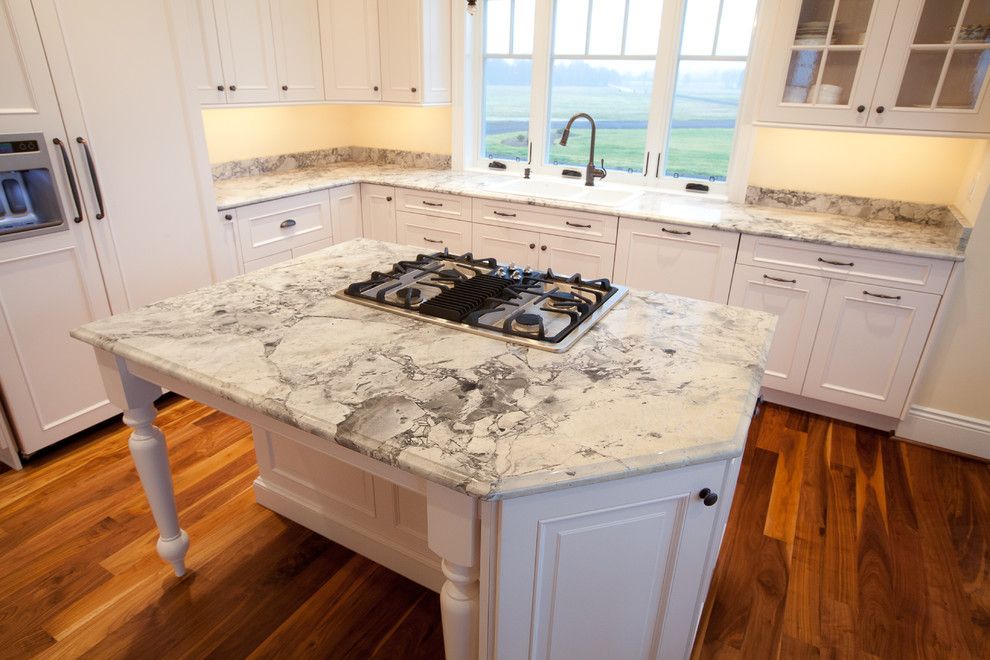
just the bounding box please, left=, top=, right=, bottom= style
left=427, top=483, right=481, bottom=660
left=96, top=351, right=189, bottom=576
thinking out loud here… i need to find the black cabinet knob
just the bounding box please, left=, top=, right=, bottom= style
left=374, top=85, right=379, bottom=91
left=386, top=196, right=392, bottom=202
left=411, top=87, right=417, bottom=93
left=229, top=85, right=237, bottom=91
left=529, top=243, right=536, bottom=249
left=540, top=245, right=547, bottom=251
left=217, top=84, right=225, bottom=91
left=857, top=105, right=866, bottom=113
left=699, top=488, right=718, bottom=506
left=876, top=105, right=885, bottom=114
left=224, top=213, right=232, bottom=221
left=281, top=84, right=288, bottom=91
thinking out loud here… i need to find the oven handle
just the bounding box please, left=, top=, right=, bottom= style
left=52, top=138, right=83, bottom=223
left=75, top=137, right=106, bottom=220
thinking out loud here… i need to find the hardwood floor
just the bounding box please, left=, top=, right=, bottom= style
left=0, top=397, right=987, bottom=658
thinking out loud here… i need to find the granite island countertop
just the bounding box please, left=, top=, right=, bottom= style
left=72, top=239, right=775, bottom=500
left=213, top=163, right=970, bottom=262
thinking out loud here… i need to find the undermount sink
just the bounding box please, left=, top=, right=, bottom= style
left=493, top=177, right=642, bottom=208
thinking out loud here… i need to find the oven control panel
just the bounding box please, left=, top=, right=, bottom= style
left=0, top=140, right=40, bottom=155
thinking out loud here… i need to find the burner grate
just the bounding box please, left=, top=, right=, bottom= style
left=419, top=274, right=512, bottom=322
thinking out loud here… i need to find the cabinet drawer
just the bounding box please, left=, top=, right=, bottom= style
left=235, top=191, right=332, bottom=261
left=395, top=188, right=467, bottom=219
left=396, top=211, right=472, bottom=254
left=473, top=198, right=618, bottom=243
left=737, top=235, right=952, bottom=294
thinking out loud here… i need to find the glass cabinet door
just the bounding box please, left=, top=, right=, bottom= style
left=760, top=0, right=899, bottom=126
left=872, top=0, right=990, bottom=131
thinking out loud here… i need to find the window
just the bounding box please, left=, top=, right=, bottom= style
left=473, top=0, right=760, bottom=191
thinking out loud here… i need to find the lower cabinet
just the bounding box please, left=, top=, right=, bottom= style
left=360, top=183, right=397, bottom=242
left=395, top=210, right=472, bottom=253
left=329, top=184, right=363, bottom=243
left=728, top=264, right=828, bottom=395
left=472, top=223, right=615, bottom=280
left=802, top=280, right=940, bottom=418
left=614, top=218, right=739, bottom=303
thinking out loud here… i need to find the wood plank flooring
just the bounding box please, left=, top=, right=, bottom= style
left=0, top=397, right=987, bottom=658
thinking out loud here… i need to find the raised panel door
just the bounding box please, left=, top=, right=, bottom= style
left=170, top=0, right=227, bottom=105
left=270, top=0, right=324, bottom=102
left=802, top=279, right=940, bottom=417
left=329, top=185, right=363, bottom=243
left=320, top=0, right=382, bottom=101
left=360, top=184, right=396, bottom=242
left=472, top=223, right=540, bottom=267
left=213, top=0, right=279, bottom=103
left=539, top=234, right=615, bottom=280
left=728, top=264, right=829, bottom=395
left=377, top=0, right=422, bottom=103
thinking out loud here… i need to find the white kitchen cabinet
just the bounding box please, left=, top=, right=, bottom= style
left=320, top=0, right=382, bottom=102
left=361, top=184, right=397, bottom=242
left=329, top=185, right=364, bottom=243
left=494, top=459, right=732, bottom=660
left=802, top=279, right=940, bottom=417
left=396, top=210, right=472, bottom=254
left=759, top=0, right=990, bottom=133
left=377, top=0, right=451, bottom=104
left=728, top=264, right=829, bottom=395
left=473, top=223, right=541, bottom=267
left=270, top=0, right=324, bottom=102
left=614, top=218, right=740, bottom=303
left=234, top=190, right=332, bottom=263
left=212, top=0, right=279, bottom=103
left=171, top=0, right=228, bottom=104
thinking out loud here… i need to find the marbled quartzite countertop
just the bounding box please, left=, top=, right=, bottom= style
left=72, top=239, right=775, bottom=500
left=213, top=163, right=970, bottom=261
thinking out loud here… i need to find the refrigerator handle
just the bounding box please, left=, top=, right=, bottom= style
left=52, top=138, right=84, bottom=224
left=75, top=137, right=106, bottom=220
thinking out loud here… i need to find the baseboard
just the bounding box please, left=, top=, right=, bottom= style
left=896, top=406, right=990, bottom=461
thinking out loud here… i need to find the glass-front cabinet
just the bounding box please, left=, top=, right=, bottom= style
left=760, top=0, right=990, bottom=133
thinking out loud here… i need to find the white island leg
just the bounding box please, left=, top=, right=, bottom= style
left=427, top=483, right=481, bottom=660
left=96, top=351, right=189, bottom=576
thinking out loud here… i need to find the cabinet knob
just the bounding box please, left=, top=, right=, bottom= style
left=386, top=196, right=392, bottom=202
left=224, top=213, right=232, bottom=221
left=217, top=84, right=225, bottom=91
left=411, top=87, right=417, bottom=93
left=374, top=85, right=379, bottom=91
left=529, top=243, right=536, bottom=249
left=699, top=488, right=718, bottom=506
left=229, top=85, right=237, bottom=91
left=540, top=245, right=547, bottom=251
left=876, top=105, right=885, bottom=114
left=856, top=104, right=866, bottom=113
left=281, top=84, right=288, bottom=91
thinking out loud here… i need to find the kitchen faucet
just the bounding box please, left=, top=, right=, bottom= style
left=559, top=112, right=607, bottom=186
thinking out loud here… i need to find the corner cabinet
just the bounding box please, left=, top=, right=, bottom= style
left=760, top=0, right=990, bottom=134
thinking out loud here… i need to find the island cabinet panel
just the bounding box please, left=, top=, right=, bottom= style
left=396, top=211, right=472, bottom=254
left=361, top=184, right=398, bottom=242
left=329, top=184, right=363, bottom=243
left=728, top=264, right=829, bottom=395
left=614, top=219, right=739, bottom=303
left=801, top=279, right=940, bottom=417
left=493, top=460, right=730, bottom=660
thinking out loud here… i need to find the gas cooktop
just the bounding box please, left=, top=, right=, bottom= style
left=337, top=250, right=628, bottom=352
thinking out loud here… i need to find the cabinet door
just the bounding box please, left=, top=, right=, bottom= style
left=320, top=0, right=382, bottom=101
left=360, top=184, right=396, bottom=242
left=494, top=460, right=728, bottom=660
left=472, top=223, right=540, bottom=267
left=377, top=0, right=422, bottom=103
left=614, top=218, right=739, bottom=303
left=34, top=0, right=217, bottom=312
left=170, top=0, right=227, bottom=105
left=213, top=0, right=279, bottom=103
left=395, top=211, right=472, bottom=253
left=270, top=0, right=324, bottom=102
left=329, top=185, right=363, bottom=243
left=728, top=264, right=828, bottom=395
left=869, top=0, right=990, bottom=132
left=802, top=279, right=940, bottom=417
left=540, top=234, right=615, bottom=281
left=759, top=0, right=898, bottom=127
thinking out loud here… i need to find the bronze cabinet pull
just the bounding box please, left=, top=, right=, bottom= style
left=422, top=200, right=443, bottom=207
left=566, top=221, right=592, bottom=228
left=661, top=227, right=691, bottom=235
left=863, top=290, right=901, bottom=300
left=493, top=210, right=516, bottom=217
left=279, top=219, right=296, bottom=229
left=423, top=237, right=443, bottom=244
left=818, top=257, right=854, bottom=267
left=763, top=274, right=797, bottom=284
left=53, top=138, right=83, bottom=223
left=75, top=137, right=106, bottom=220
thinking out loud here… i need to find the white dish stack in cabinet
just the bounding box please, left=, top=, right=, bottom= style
left=0, top=0, right=220, bottom=458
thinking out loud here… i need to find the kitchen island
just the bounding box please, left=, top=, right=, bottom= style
left=72, top=239, right=775, bottom=659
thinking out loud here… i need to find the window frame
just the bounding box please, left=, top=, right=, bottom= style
left=468, top=0, right=761, bottom=197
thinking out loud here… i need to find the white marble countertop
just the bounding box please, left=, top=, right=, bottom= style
left=213, top=163, right=970, bottom=262
left=72, top=239, right=775, bottom=500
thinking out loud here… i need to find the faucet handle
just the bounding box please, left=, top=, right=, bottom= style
left=594, top=158, right=607, bottom=180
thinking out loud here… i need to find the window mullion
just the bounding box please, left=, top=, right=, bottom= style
left=645, top=0, right=689, bottom=187
left=527, top=0, right=555, bottom=174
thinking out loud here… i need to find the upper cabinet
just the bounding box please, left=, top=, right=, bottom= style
left=213, top=0, right=280, bottom=103
left=270, top=0, right=326, bottom=102
left=320, top=0, right=382, bottom=101
left=760, top=0, right=990, bottom=134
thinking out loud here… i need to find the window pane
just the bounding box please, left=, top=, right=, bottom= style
left=486, top=0, right=511, bottom=53
left=625, top=0, right=663, bottom=55
left=664, top=61, right=746, bottom=181
left=554, top=0, right=589, bottom=54
left=588, top=0, right=625, bottom=55
left=715, top=0, right=759, bottom=55
left=680, top=0, right=720, bottom=56
left=482, top=59, right=533, bottom=161
left=513, top=0, right=537, bottom=54
left=545, top=60, right=655, bottom=173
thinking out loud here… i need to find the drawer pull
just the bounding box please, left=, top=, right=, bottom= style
left=423, top=237, right=444, bottom=244
left=863, top=290, right=901, bottom=300
left=661, top=227, right=691, bottom=236
left=422, top=200, right=443, bottom=207
left=566, top=221, right=592, bottom=229
left=494, top=210, right=517, bottom=217
left=818, top=257, right=854, bottom=267
left=279, top=219, right=297, bottom=229
left=763, top=274, right=797, bottom=284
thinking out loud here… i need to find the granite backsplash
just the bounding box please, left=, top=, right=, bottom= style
left=211, top=147, right=451, bottom=181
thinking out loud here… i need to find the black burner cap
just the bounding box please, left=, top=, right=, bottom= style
left=515, top=313, right=542, bottom=327
left=396, top=287, right=422, bottom=302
